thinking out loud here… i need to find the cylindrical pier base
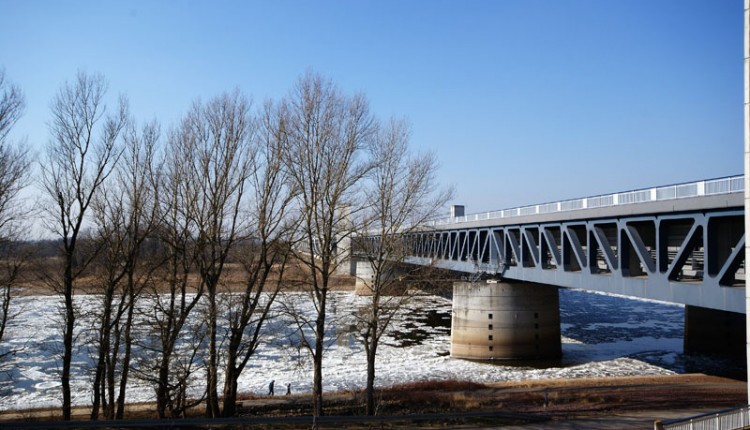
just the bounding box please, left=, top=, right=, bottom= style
left=451, top=281, right=561, bottom=360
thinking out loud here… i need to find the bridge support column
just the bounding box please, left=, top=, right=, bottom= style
left=451, top=281, right=561, bottom=360
left=354, top=260, right=408, bottom=296
left=684, top=305, right=746, bottom=356
left=334, top=235, right=356, bottom=276
left=354, top=260, right=375, bottom=295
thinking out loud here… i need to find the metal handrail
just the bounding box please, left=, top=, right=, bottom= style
left=658, top=405, right=750, bottom=429
left=430, top=175, right=744, bottom=227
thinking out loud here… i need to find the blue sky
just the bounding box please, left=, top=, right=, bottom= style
left=0, top=0, right=743, bottom=215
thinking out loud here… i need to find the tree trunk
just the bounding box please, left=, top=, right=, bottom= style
left=106, top=313, right=120, bottom=420
left=366, top=347, right=376, bottom=416
left=221, top=364, right=238, bottom=417
left=61, top=316, right=72, bottom=420
left=206, top=291, right=220, bottom=417
left=62, top=266, right=74, bottom=421
left=221, top=328, right=243, bottom=417
left=90, top=339, right=105, bottom=420
left=115, top=292, right=135, bottom=420
left=156, top=355, right=171, bottom=419
left=312, top=290, right=327, bottom=417
left=0, top=282, right=10, bottom=349
left=91, top=291, right=113, bottom=420
left=365, top=302, right=380, bottom=416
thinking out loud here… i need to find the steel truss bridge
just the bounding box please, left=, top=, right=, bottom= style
left=367, top=175, right=746, bottom=313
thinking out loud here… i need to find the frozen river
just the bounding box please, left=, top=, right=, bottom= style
left=0, top=288, right=740, bottom=411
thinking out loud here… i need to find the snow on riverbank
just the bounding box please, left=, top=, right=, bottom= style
left=0, top=289, right=689, bottom=411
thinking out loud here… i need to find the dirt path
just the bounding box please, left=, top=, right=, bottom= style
left=482, top=374, right=746, bottom=417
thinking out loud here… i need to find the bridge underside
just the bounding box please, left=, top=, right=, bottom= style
left=398, top=208, right=745, bottom=313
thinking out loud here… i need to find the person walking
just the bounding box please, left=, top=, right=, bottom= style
left=268, top=380, right=275, bottom=396
left=286, top=383, right=291, bottom=395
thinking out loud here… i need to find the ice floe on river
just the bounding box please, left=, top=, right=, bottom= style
left=0, top=288, right=732, bottom=411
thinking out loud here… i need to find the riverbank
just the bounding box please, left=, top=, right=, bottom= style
left=237, top=373, right=747, bottom=421
left=2, top=269, right=745, bottom=426
left=0, top=374, right=744, bottom=428
left=3, top=289, right=703, bottom=412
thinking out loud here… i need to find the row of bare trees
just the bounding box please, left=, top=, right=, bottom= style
left=0, top=68, right=450, bottom=420
left=0, top=69, right=31, bottom=365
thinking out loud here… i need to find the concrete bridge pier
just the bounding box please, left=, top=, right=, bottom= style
left=354, top=260, right=409, bottom=296
left=451, top=281, right=561, bottom=360
left=354, top=260, right=376, bottom=295
left=684, top=305, right=746, bottom=356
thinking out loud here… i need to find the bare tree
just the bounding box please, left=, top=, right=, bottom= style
left=171, top=91, right=254, bottom=418
left=354, top=118, right=452, bottom=415
left=280, top=72, right=375, bottom=417
left=135, top=122, right=206, bottom=419
left=40, top=71, right=127, bottom=420
left=0, top=68, right=31, bottom=359
left=88, top=120, right=160, bottom=420
left=219, top=100, right=295, bottom=416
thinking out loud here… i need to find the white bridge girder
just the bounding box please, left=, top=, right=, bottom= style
left=365, top=208, right=745, bottom=313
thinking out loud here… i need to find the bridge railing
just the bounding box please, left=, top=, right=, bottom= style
left=657, top=405, right=750, bottom=429
left=431, top=175, right=744, bottom=227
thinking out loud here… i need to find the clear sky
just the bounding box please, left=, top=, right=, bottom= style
left=0, top=0, right=743, bottom=216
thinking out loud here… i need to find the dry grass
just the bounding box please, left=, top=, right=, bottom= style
left=388, top=380, right=487, bottom=392
left=299, top=374, right=744, bottom=418
left=0, top=374, right=746, bottom=427
left=12, top=255, right=357, bottom=296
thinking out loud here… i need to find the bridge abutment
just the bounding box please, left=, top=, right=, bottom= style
left=451, top=281, right=561, bottom=360
left=684, top=305, right=746, bottom=356
left=354, top=260, right=375, bottom=295
left=354, top=260, right=409, bottom=296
